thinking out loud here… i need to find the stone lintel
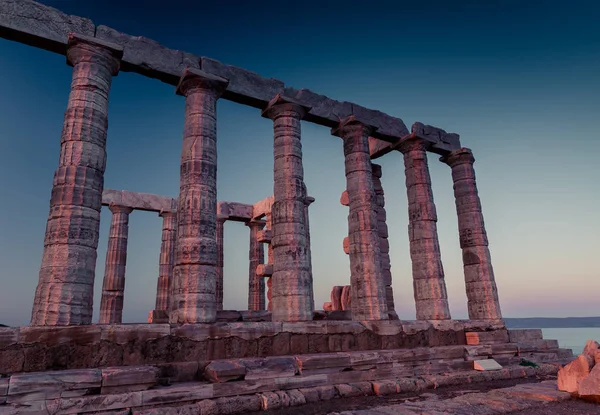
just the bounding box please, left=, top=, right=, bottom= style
left=102, top=189, right=176, bottom=213
left=410, top=122, right=461, bottom=154
left=0, top=0, right=95, bottom=54
left=217, top=201, right=253, bottom=222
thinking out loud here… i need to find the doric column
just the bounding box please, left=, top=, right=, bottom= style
left=304, top=191, right=315, bottom=311
left=262, top=94, right=314, bottom=322
left=215, top=216, right=225, bottom=311
left=331, top=116, right=388, bottom=321
left=441, top=148, right=502, bottom=320
left=155, top=210, right=177, bottom=312
left=171, top=68, right=228, bottom=324
left=397, top=136, right=451, bottom=320
left=31, top=34, right=123, bottom=326
left=98, top=204, right=133, bottom=324
left=247, top=220, right=266, bottom=311
left=371, top=164, right=395, bottom=312
left=265, top=212, right=274, bottom=311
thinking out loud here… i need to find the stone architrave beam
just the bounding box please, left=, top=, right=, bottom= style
left=102, top=189, right=177, bottom=213
left=0, top=0, right=461, bottom=154
left=252, top=196, right=274, bottom=221
left=217, top=201, right=253, bottom=222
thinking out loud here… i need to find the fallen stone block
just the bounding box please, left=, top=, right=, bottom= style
left=578, top=362, right=600, bottom=402
left=204, top=360, right=246, bottom=383
left=473, top=359, right=503, bottom=371
left=558, top=353, right=593, bottom=393
left=259, top=391, right=286, bottom=410
left=7, top=368, right=101, bottom=402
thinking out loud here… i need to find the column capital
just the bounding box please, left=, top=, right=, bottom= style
left=394, top=134, right=428, bottom=154
left=246, top=219, right=266, bottom=229
left=440, top=147, right=475, bottom=167
left=176, top=67, right=229, bottom=97
left=261, top=94, right=311, bottom=120
left=159, top=209, right=177, bottom=219
left=331, top=116, right=377, bottom=138
left=108, top=203, right=133, bottom=215
left=66, top=33, right=123, bottom=75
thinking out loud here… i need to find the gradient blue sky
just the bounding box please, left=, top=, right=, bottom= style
left=0, top=0, right=598, bottom=326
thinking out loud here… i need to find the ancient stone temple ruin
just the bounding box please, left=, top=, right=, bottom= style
left=0, top=1, right=574, bottom=413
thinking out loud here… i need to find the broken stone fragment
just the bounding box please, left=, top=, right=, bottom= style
left=557, top=353, right=593, bottom=393
left=578, top=363, right=600, bottom=402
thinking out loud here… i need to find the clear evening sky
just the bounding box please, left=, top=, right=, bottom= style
left=0, top=0, right=598, bottom=326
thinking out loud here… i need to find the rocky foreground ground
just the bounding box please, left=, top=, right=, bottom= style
left=258, top=375, right=598, bottom=415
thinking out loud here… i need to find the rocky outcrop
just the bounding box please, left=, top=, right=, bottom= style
left=558, top=339, right=600, bottom=400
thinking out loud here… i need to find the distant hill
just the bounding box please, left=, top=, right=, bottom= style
left=505, top=317, right=600, bottom=328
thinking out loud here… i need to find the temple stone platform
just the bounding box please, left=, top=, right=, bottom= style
left=0, top=323, right=574, bottom=413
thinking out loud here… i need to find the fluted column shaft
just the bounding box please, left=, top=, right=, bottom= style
left=31, top=34, right=122, bottom=326
left=332, top=118, right=388, bottom=321
left=371, top=164, right=395, bottom=312
left=155, top=211, right=177, bottom=312
left=99, top=205, right=133, bottom=324
left=442, top=148, right=502, bottom=320
left=262, top=97, right=313, bottom=322
left=303, top=189, right=315, bottom=313
left=171, top=68, right=227, bottom=324
left=398, top=137, right=451, bottom=320
left=265, top=212, right=274, bottom=311
left=215, top=217, right=225, bottom=311
left=247, top=221, right=266, bottom=311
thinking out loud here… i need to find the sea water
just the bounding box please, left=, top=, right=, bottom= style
left=541, top=327, right=600, bottom=355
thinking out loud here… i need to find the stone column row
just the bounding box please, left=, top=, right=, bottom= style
left=247, top=220, right=266, bottom=311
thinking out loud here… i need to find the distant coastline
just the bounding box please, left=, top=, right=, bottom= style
left=505, top=317, right=600, bottom=328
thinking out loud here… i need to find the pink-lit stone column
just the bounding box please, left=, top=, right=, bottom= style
left=265, top=212, right=274, bottom=311
left=155, top=211, right=177, bottom=312
left=262, top=95, right=314, bottom=322
left=171, top=68, right=228, bottom=324
left=397, top=136, right=451, bottom=320
left=332, top=116, right=388, bottom=321
left=441, top=148, right=502, bottom=320
left=371, top=164, right=395, bottom=313
left=215, top=216, right=225, bottom=311
left=31, top=34, right=123, bottom=326
left=247, top=220, right=266, bottom=310
left=98, top=205, right=133, bottom=324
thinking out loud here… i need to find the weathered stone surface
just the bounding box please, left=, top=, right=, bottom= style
left=263, top=95, right=314, bottom=322
left=508, top=329, right=543, bottom=343
left=7, top=369, right=101, bottom=402
left=215, top=394, right=262, bottom=413
left=441, top=148, right=502, bottom=320
left=0, top=0, right=95, bottom=53
left=466, top=330, right=509, bottom=345
left=578, top=362, right=600, bottom=401
left=141, top=384, right=213, bottom=406
left=332, top=117, right=388, bottom=321
left=99, top=205, right=133, bottom=324
left=247, top=221, right=266, bottom=311
left=31, top=33, right=122, bottom=327
left=217, top=201, right=253, bottom=221
left=170, top=68, right=228, bottom=324
left=372, top=380, right=398, bottom=395
left=243, top=357, right=299, bottom=380
left=369, top=137, right=395, bottom=160
left=583, top=340, right=600, bottom=359
left=474, top=359, right=502, bottom=371
left=155, top=211, right=177, bottom=312
left=0, top=328, right=19, bottom=349
left=101, top=366, right=159, bottom=388
left=412, top=121, right=461, bottom=154
left=204, top=361, right=246, bottom=383
left=95, top=25, right=199, bottom=84
left=102, top=189, right=176, bottom=213
left=256, top=264, right=273, bottom=277
left=558, top=353, right=593, bottom=393
left=100, top=324, right=170, bottom=344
